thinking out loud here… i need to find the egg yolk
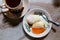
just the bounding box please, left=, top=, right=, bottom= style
left=32, top=28, right=45, bottom=34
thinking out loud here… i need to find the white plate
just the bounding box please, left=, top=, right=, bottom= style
left=23, top=7, right=52, bottom=38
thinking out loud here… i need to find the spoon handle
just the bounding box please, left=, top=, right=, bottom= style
left=48, top=20, right=60, bottom=26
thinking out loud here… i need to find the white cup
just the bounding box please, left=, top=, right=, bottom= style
left=4, top=0, right=23, bottom=9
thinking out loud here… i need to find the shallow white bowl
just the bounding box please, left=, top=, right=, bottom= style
left=23, top=7, right=52, bottom=38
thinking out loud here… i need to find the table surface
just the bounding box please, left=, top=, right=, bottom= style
left=0, top=3, right=60, bottom=40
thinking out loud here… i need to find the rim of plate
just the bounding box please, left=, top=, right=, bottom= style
left=23, top=7, right=52, bottom=38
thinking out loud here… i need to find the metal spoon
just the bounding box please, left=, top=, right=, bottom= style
left=34, top=12, right=60, bottom=26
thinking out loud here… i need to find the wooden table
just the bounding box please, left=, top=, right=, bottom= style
left=0, top=3, right=60, bottom=40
